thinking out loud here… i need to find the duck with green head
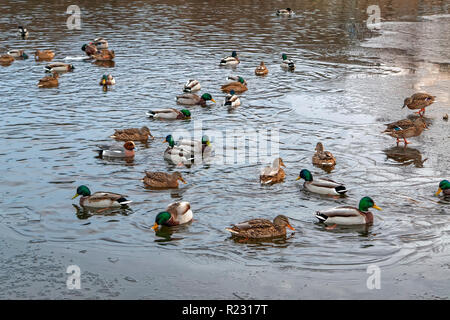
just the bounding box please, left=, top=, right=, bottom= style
left=281, top=53, right=295, bottom=70
left=72, top=185, right=132, bottom=208
left=219, top=50, right=240, bottom=66
left=224, top=89, right=241, bottom=108
left=152, top=201, right=193, bottom=230
left=296, top=169, right=347, bottom=195
left=315, top=197, right=382, bottom=226
left=147, top=108, right=191, bottom=120
left=163, top=134, right=195, bottom=164
left=7, top=50, right=28, bottom=59
left=221, top=76, right=248, bottom=93
left=176, top=93, right=216, bottom=106
left=436, top=180, right=450, bottom=197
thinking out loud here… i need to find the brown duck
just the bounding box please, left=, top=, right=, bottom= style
left=255, top=62, right=268, bottom=76
left=0, top=54, right=14, bottom=65
left=143, top=172, right=186, bottom=188
left=92, top=49, right=115, bottom=61
left=37, top=73, right=59, bottom=88
left=402, top=93, right=436, bottom=117
left=312, top=142, right=336, bottom=167
left=383, top=118, right=427, bottom=145
left=110, top=126, right=153, bottom=142
left=35, top=49, right=55, bottom=61
left=260, top=157, right=286, bottom=185
left=221, top=76, right=248, bottom=93
left=226, top=215, right=295, bottom=239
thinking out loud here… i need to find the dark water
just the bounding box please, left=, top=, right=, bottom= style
left=0, top=0, right=449, bottom=298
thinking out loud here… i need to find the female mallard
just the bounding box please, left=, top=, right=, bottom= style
left=35, top=49, right=55, bottom=61
left=281, top=53, right=295, bottom=71
left=18, top=26, right=29, bottom=39
left=436, top=180, right=450, bottom=197
left=147, top=108, right=191, bottom=120
left=221, top=76, right=248, bottom=93
left=37, top=73, right=59, bottom=88
left=92, top=49, right=115, bottom=61
left=0, top=54, right=15, bottom=64
left=276, top=8, right=294, bottom=15
left=72, top=185, right=132, bottom=208
left=226, top=215, right=295, bottom=239
left=152, top=201, right=193, bottom=230
left=45, top=62, right=75, bottom=73
left=260, top=157, right=286, bottom=185
left=255, top=61, right=268, bottom=76
left=176, top=93, right=216, bottom=106
left=219, top=51, right=239, bottom=66
left=143, top=171, right=186, bottom=188
left=224, top=90, right=241, bottom=108
left=296, top=169, right=347, bottom=195
left=383, top=118, right=427, bottom=146
left=93, top=38, right=108, bottom=49
left=110, top=126, right=153, bottom=142
left=82, top=43, right=98, bottom=56
left=183, top=79, right=201, bottom=93
left=96, top=141, right=136, bottom=158
left=7, top=50, right=28, bottom=59
left=312, top=142, right=336, bottom=167
left=402, top=93, right=436, bottom=117
left=315, top=197, right=382, bottom=226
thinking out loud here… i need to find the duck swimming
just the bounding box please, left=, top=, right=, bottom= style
left=296, top=169, right=347, bottom=196
left=436, top=180, right=450, bottom=197
left=18, top=26, right=29, bottom=39
left=312, top=142, right=336, bottom=167
left=44, top=62, right=75, bottom=73
left=152, top=202, right=193, bottom=230
left=226, top=215, right=295, bottom=239
left=110, top=126, right=153, bottom=142
left=224, top=90, right=241, bottom=109
left=183, top=79, right=201, bottom=93
left=260, top=157, right=286, bottom=185
left=255, top=61, right=268, bottom=76
left=72, top=185, right=132, bottom=208
left=281, top=53, right=295, bottom=71
left=147, top=108, right=191, bottom=120
left=37, top=73, right=59, bottom=88
left=95, top=141, right=136, bottom=158
left=220, top=50, right=240, bottom=66
left=221, top=76, right=248, bottom=93
left=176, top=93, right=216, bottom=106
left=7, top=50, right=28, bottom=59
left=143, top=172, right=187, bottom=188
left=35, top=49, right=55, bottom=61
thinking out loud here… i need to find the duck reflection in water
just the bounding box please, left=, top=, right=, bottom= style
left=383, top=146, right=428, bottom=168
left=93, top=60, right=115, bottom=68
left=72, top=204, right=133, bottom=219
left=153, top=223, right=190, bottom=243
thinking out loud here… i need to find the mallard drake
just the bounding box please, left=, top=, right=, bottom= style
left=315, top=197, right=382, bottom=226
left=93, top=38, right=108, bottom=49
left=296, top=169, right=347, bottom=195
left=176, top=93, right=216, bottom=106
left=436, top=180, right=450, bottom=197
left=226, top=215, right=295, bottom=239
left=402, top=93, right=436, bottom=117
left=143, top=171, right=186, bottom=188
left=219, top=51, right=239, bottom=66
left=226, top=75, right=247, bottom=86
left=92, top=49, right=115, bottom=61
left=255, top=61, right=268, bottom=76
left=37, top=73, right=59, bottom=88
left=163, top=135, right=195, bottom=164
left=276, top=8, right=294, bottom=15
left=95, top=141, right=136, bottom=158
left=152, top=201, right=193, bottom=230
left=44, top=62, right=75, bottom=73
left=281, top=53, right=295, bottom=71
left=81, top=43, right=98, bottom=56
left=163, top=134, right=212, bottom=163
left=383, top=118, right=427, bottom=145
left=147, top=108, right=191, bottom=120
left=7, top=50, right=28, bottom=59
left=260, top=157, right=286, bottom=185
left=18, top=26, right=28, bottom=39
left=183, top=79, right=201, bottom=93
left=312, top=142, right=336, bottom=167
left=99, top=74, right=115, bottom=86
left=110, top=126, right=153, bottom=142
left=72, top=185, right=132, bottom=208
left=224, top=90, right=241, bottom=108
left=0, top=54, right=15, bottom=64
left=35, top=49, right=55, bottom=60
left=221, top=76, right=248, bottom=93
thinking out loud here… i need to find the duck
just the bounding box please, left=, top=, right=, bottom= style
left=276, top=8, right=294, bottom=15
left=18, top=26, right=29, bottom=39
left=95, top=141, right=136, bottom=158
left=164, top=134, right=211, bottom=155
left=255, top=61, right=268, bottom=76
left=146, top=108, right=191, bottom=120
left=296, top=169, right=347, bottom=195
left=383, top=118, right=427, bottom=146
left=72, top=185, right=132, bottom=208
left=176, top=93, right=216, bottom=106
left=37, top=73, right=59, bottom=88
left=7, top=50, right=28, bottom=59
left=142, top=171, right=187, bottom=188
left=436, top=180, right=450, bottom=197
left=226, top=75, right=247, bottom=86
left=221, top=76, right=248, bottom=93
left=81, top=43, right=98, bottom=56
left=281, top=53, right=295, bottom=71
left=110, top=126, right=153, bottom=142
left=163, top=135, right=195, bottom=164
left=183, top=79, right=201, bottom=93
left=226, top=215, right=295, bottom=239
left=99, top=74, right=115, bottom=86
left=444, top=114, right=449, bottom=121
left=0, top=54, right=15, bottom=64
left=93, top=37, right=108, bottom=49
left=315, top=197, right=382, bottom=226
left=44, top=62, right=75, bottom=73
left=224, top=90, right=241, bottom=108
left=152, top=201, right=193, bottom=230
left=402, top=93, right=436, bottom=117
left=219, top=50, right=239, bottom=66
left=312, top=142, right=336, bottom=167
left=92, top=49, right=115, bottom=61
left=35, top=49, right=55, bottom=60
left=260, top=157, right=286, bottom=185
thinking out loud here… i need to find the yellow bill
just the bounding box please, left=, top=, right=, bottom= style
left=72, top=193, right=79, bottom=199
left=295, top=176, right=301, bottom=181
left=151, top=223, right=159, bottom=230
left=373, top=204, right=382, bottom=211
left=435, top=188, right=442, bottom=196
left=211, top=99, right=216, bottom=103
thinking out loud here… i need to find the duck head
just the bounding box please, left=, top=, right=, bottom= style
left=273, top=215, right=295, bottom=230
left=152, top=211, right=171, bottom=230
left=296, top=169, right=313, bottom=181
left=72, top=185, right=91, bottom=199
left=359, top=197, right=382, bottom=212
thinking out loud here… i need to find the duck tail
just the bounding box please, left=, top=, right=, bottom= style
left=118, top=197, right=132, bottom=205
left=225, top=228, right=239, bottom=234
left=315, top=212, right=328, bottom=222
left=335, top=186, right=347, bottom=195
left=146, top=110, right=156, bottom=118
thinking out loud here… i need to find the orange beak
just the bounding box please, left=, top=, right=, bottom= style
left=287, top=224, right=295, bottom=231
left=151, top=223, right=158, bottom=230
